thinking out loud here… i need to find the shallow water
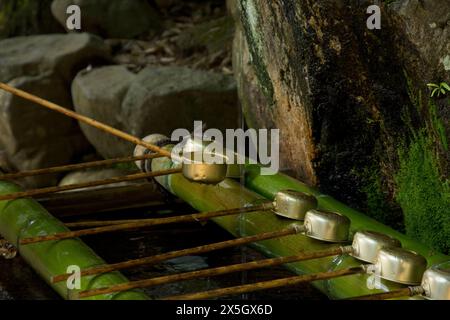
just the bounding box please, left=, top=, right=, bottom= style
left=0, top=211, right=326, bottom=300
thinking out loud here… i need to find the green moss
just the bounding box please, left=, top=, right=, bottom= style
left=362, top=166, right=405, bottom=232
left=404, top=70, right=423, bottom=113
left=0, top=0, right=59, bottom=38
left=0, top=0, right=34, bottom=37
left=362, top=170, right=389, bottom=222
left=428, top=99, right=448, bottom=151
left=397, top=71, right=450, bottom=253
left=404, top=69, right=448, bottom=151
left=395, top=131, right=450, bottom=254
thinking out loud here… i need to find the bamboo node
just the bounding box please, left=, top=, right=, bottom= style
left=409, top=286, right=425, bottom=296
left=291, top=223, right=306, bottom=234
left=340, top=245, right=354, bottom=254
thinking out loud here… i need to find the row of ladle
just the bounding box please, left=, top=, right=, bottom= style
left=1, top=81, right=445, bottom=300
left=132, top=139, right=450, bottom=300
left=269, top=189, right=448, bottom=300
left=155, top=188, right=448, bottom=300
left=72, top=187, right=449, bottom=300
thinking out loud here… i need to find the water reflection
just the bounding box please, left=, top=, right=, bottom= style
left=1, top=220, right=326, bottom=300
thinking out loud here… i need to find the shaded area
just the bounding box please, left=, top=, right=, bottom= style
left=232, top=0, right=449, bottom=253
left=0, top=215, right=325, bottom=300
left=85, top=222, right=325, bottom=300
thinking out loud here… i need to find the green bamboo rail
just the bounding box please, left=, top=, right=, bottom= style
left=243, top=164, right=450, bottom=298
left=150, top=143, right=449, bottom=300
left=0, top=181, right=149, bottom=300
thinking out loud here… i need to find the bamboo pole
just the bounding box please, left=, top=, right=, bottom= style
left=0, top=168, right=181, bottom=202
left=64, top=201, right=266, bottom=227
left=130, top=139, right=449, bottom=299
left=65, top=218, right=180, bottom=228
left=64, top=202, right=273, bottom=228
left=76, top=245, right=354, bottom=299
left=164, top=267, right=365, bottom=300
left=0, top=181, right=149, bottom=300
left=347, top=286, right=424, bottom=300
left=52, top=225, right=300, bottom=283
left=20, top=203, right=274, bottom=245
left=0, top=154, right=161, bottom=180
left=0, top=82, right=173, bottom=158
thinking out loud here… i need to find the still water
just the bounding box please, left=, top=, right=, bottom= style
left=0, top=210, right=326, bottom=300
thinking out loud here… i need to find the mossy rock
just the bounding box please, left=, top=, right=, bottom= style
left=233, top=0, right=449, bottom=253
left=395, top=131, right=450, bottom=254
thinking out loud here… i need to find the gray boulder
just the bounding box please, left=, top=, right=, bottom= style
left=123, top=66, right=239, bottom=138
left=0, top=33, right=110, bottom=187
left=72, top=65, right=137, bottom=158
left=0, top=33, right=109, bottom=83
left=0, top=74, right=90, bottom=187
left=51, top=0, right=162, bottom=39
left=72, top=66, right=240, bottom=158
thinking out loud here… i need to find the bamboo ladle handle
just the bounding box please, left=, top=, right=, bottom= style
left=347, top=286, right=425, bottom=300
